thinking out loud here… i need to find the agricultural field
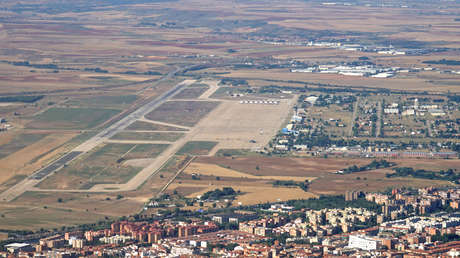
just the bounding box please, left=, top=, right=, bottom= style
left=64, top=94, right=138, bottom=109
left=3, top=190, right=143, bottom=230
left=171, top=156, right=456, bottom=203
left=145, top=101, right=220, bottom=127
left=0, top=201, right=109, bottom=230
left=0, top=132, right=77, bottom=191
left=169, top=161, right=317, bottom=206
left=26, top=107, right=120, bottom=130
left=38, top=143, right=169, bottom=190
left=0, top=132, right=48, bottom=159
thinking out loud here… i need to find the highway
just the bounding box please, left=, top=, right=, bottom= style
left=0, top=67, right=195, bottom=202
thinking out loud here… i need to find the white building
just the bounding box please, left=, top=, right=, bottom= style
left=402, top=109, right=415, bottom=116
left=5, top=243, right=33, bottom=254
left=372, top=72, right=394, bottom=78
left=305, top=96, right=319, bottom=105
left=384, top=108, right=399, bottom=114
left=348, top=235, right=380, bottom=251
left=170, top=246, right=194, bottom=256
left=99, top=235, right=132, bottom=245
left=428, top=109, right=446, bottom=117
left=275, top=145, right=288, bottom=151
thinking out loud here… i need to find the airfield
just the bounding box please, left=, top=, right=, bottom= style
left=0, top=71, right=299, bottom=229
left=0, top=0, right=459, bottom=229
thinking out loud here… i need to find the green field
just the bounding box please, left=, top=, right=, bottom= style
left=0, top=204, right=108, bottom=230
left=215, top=149, right=260, bottom=157
left=38, top=143, right=169, bottom=189
left=0, top=133, right=48, bottom=159
left=65, top=95, right=138, bottom=108
left=27, top=107, right=120, bottom=130
left=177, top=141, right=218, bottom=155
left=112, top=131, right=184, bottom=142
left=90, top=143, right=169, bottom=163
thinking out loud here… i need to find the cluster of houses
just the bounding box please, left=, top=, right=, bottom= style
left=384, top=98, right=447, bottom=117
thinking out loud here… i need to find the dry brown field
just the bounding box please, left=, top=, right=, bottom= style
left=0, top=132, right=77, bottom=191
left=186, top=156, right=457, bottom=197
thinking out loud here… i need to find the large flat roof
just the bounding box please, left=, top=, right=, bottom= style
left=5, top=243, right=30, bottom=248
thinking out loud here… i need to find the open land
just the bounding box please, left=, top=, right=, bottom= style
left=167, top=156, right=457, bottom=204
left=37, top=143, right=170, bottom=190
left=26, top=108, right=121, bottom=130
left=0, top=0, right=459, bottom=230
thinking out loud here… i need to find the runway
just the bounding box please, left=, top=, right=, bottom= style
left=0, top=76, right=195, bottom=202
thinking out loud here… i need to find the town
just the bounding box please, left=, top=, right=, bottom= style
left=3, top=187, right=460, bottom=257
left=271, top=90, right=460, bottom=158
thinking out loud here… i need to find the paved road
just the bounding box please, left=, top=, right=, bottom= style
left=0, top=70, right=195, bottom=202
left=427, top=120, right=433, bottom=137
left=376, top=101, right=382, bottom=137
left=349, top=96, right=360, bottom=137
left=198, top=80, right=219, bottom=99
left=105, top=139, right=174, bottom=145
left=137, top=118, right=191, bottom=130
